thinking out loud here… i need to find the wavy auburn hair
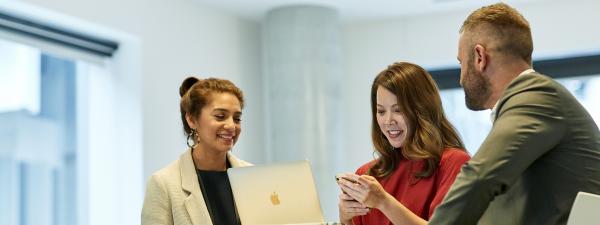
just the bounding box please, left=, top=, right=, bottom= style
left=368, top=62, right=465, bottom=179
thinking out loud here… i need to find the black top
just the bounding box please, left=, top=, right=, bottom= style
left=196, top=167, right=240, bottom=225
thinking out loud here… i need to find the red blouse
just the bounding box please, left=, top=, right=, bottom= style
left=352, top=148, right=470, bottom=225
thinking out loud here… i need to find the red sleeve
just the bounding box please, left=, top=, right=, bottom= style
left=354, top=160, right=374, bottom=175
left=428, top=149, right=470, bottom=218
left=352, top=216, right=363, bottom=225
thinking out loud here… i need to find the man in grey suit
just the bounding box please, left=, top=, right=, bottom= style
left=428, top=3, right=600, bottom=225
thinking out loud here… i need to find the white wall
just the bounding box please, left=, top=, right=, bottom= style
left=17, top=0, right=264, bottom=178
left=340, top=0, right=600, bottom=170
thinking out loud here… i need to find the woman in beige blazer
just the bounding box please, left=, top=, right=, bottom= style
left=142, top=77, right=251, bottom=225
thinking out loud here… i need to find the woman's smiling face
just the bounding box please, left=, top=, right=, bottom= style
left=376, top=86, right=408, bottom=148
left=188, top=92, right=242, bottom=153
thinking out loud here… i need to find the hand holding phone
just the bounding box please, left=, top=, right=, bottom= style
left=335, top=173, right=359, bottom=184
left=336, top=173, right=370, bottom=222
left=336, top=173, right=360, bottom=195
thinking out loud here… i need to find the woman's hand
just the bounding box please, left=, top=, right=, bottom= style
left=338, top=192, right=369, bottom=225
left=337, top=173, right=391, bottom=209
left=337, top=173, right=428, bottom=225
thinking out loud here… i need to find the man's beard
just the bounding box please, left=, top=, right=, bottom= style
left=462, top=61, right=492, bottom=111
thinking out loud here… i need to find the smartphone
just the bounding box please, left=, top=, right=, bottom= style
left=335, top=173, right=358, bottom=183
left=336, top=174, right=360, bottom=200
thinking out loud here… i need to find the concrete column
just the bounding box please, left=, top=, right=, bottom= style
left=262, top=5, right=344, bottom=221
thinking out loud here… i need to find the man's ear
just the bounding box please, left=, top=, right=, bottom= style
left=185, top=113, right=196, bottom=130
left=473, top=44, right=488, bottom=72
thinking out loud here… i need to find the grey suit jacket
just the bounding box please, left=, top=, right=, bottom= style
left=141, top=149, right=252, bottom=225
left=429, top=72, right=600, bottom=225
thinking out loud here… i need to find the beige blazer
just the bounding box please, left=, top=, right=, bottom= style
left=141, top=149, right=252, bottom=225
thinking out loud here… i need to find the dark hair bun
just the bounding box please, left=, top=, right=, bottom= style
left=179, top=76, right=200, bottom=97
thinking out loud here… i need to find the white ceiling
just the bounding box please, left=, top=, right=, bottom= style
left=192, top=0, right=546, bottom=22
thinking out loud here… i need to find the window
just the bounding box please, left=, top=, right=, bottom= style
left=439, top=75, right=600, bottom=155
left=0, top=7, right=142, bottom=224
left=0, top=38, right=79, bottom=225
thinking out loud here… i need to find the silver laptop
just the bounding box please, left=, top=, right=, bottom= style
left=567, top=191, right=600, bottom=225
left=228, top=160, right=326, bottom=225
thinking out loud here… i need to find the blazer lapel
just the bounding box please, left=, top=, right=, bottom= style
left=494, top=71, right=540, bottom=122
left=227, top=153, right=243, bottom=168
left=180, top=149, right=213, bottom=225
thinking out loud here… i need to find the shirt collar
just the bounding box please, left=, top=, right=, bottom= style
left=489, top=68, right=535, bottom=122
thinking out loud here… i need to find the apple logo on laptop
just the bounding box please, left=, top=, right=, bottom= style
left=270, top=191, right=280, bottom=205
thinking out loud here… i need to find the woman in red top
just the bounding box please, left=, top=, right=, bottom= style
left=337, top=62, right=470, bottom=225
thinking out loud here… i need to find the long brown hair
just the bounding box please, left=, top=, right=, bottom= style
left=368, top=62, right=464, bottom=179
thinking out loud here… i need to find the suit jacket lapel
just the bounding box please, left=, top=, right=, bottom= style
left=180, top=149, right=213, bottom=225
left=494, top=72, right=539, bottom=122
